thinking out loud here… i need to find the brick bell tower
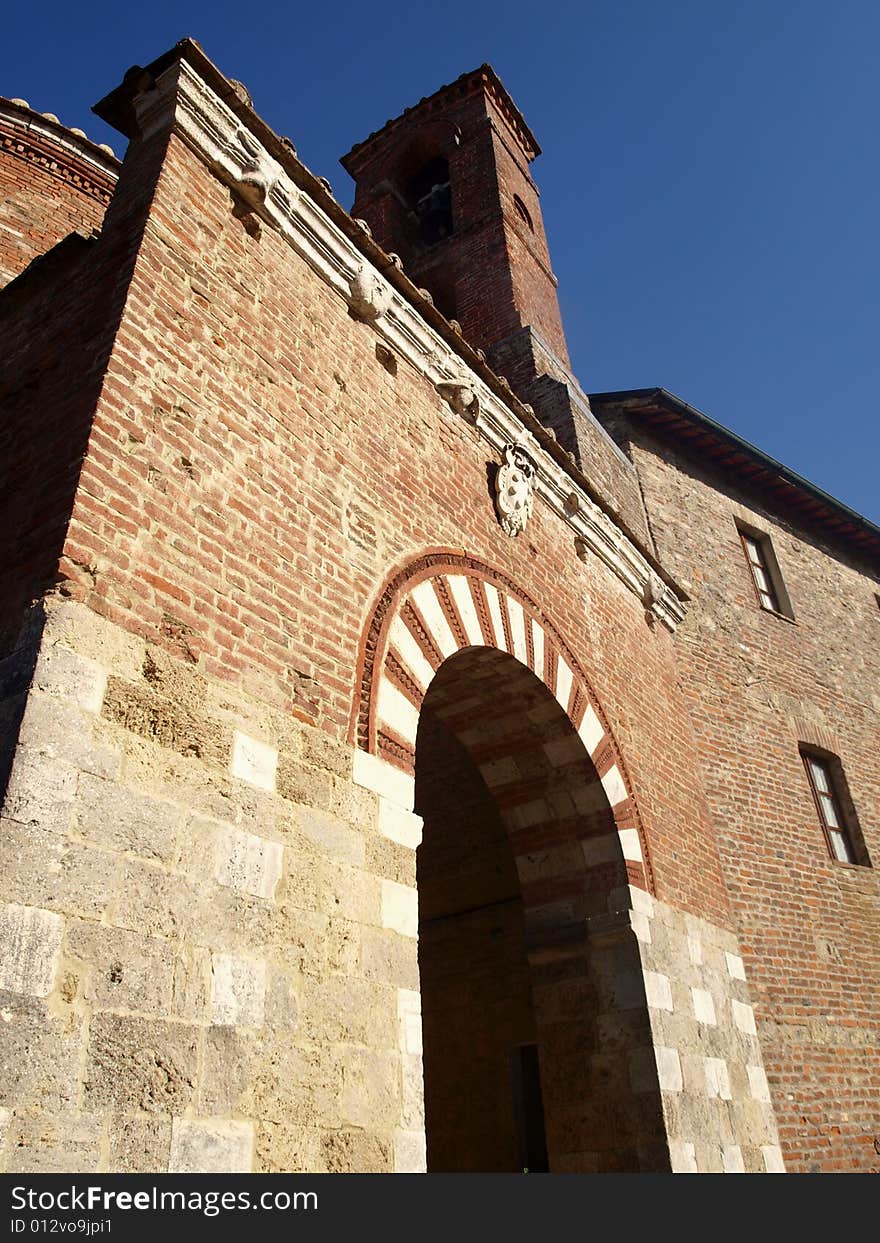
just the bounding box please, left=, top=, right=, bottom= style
left=341, top=66, right=603, bottom=464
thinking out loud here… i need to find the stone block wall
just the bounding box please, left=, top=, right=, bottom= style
left=0, top=599, right=424, bottom=1173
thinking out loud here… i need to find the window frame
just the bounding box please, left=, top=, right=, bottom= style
left=800, top=748, right=870, bottom=867
left=736, top=521, right=795, bottom=620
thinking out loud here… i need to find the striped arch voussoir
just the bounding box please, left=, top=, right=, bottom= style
left=352, top=553, right=654, bottom=893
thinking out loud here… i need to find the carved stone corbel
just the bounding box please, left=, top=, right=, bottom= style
left=233, top=128, right=282, bottom=211
left=436, top=380, right=480, bottom=424
left=348, top=264, right=393, bottom=322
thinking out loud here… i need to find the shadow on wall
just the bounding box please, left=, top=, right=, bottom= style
left=0, top=128, right=174, bottom=806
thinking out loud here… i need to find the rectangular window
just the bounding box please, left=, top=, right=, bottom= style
left=801, top=752, right=860, bottom=865
left=736, top=523, right=794, bottom=618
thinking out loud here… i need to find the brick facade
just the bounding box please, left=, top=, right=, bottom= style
left=0, top=40, right=875, bottom=1173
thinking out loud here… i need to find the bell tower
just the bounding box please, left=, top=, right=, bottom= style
left=342, top=67, right=574, bottom=368
left=341, top=65, right=605, bottom=467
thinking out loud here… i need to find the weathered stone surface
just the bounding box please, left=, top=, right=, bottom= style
left=285, top=803, right=364, bottom=864
left=0, top=902, right=64, bottom=996
left=5, top=1114, right=104, bottom=1173
left=230, top=730, right=277, bottom=792
left=210, top=952, right=267, bottom=1026
left=0, top=994, right=84, bottom=1113
left=366, top=834, right=416, bottom=887
left=171, top=943, right=211, bottom=1022
left=102, top=677, right=230, bottom=764
left=212, top=820, right=283, bottom=899
left=67, top=920, right=174, bottom=1015
left=33, top=644, right=107, bottom=713
left=84, top=1014, right=199, bottom=1114
left=199, top=1026, right=259, bottom=1114
left=361, top=927, right=419, bottom=990
left=112, top=860, right=199, bottom=940
left=3, top=746, right=77, bottom=833
left=339, top=1048, right=400, bottom=1129
left=18, top=693, right=119, bottom=779
left=75, top=772, right=182, bottom=862
left=169, top=1118, right=254, bottom=1173
left=109, top=1114, right=172, bottom=1173
left=42, top=601, right=144, bottom=681
left=276, top=756, right=333, bottom=809
left=393, top=1127, right=426, bottom=1173
left=322, top=1128, right=392, bottom=1174
left=0, top=819, right=117, bottom=918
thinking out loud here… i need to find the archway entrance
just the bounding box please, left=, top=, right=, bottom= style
left=352, top=557, right=670, bottom=1172
left=412, top=645, right=664, bottom=1172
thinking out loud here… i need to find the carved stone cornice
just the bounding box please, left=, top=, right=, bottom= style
left=124, top=57, right=686, bottom=632
left=0, top=99, right=119, bottom=204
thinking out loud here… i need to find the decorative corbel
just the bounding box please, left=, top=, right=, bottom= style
left=348, top=264, right=393, bottom=322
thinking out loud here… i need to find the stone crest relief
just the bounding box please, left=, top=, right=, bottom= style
left=494, top=444, right=536, bottom=537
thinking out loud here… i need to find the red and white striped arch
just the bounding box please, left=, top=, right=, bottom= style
left=353, top=553, right=654, bottom=895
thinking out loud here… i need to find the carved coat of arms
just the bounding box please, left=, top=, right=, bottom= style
left=495, top=444, right=536, bottom=538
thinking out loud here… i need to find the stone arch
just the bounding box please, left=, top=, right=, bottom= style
left=352, top=550, right=654, bottom=897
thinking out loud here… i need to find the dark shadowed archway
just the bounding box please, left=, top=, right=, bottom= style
left=414, top=646, right=667, bottom=1173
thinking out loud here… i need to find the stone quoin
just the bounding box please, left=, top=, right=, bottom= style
left=0, top=39, right=877, bottom=1174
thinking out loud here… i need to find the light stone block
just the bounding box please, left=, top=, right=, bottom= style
left=704, top=1057, right=732, bottom=1101
left=655, top=1045, right=683, bottom=1093
left=530, top=618, right=545, bottom=680
left=378, top=798, right=423, bottom=849
left=33, top=645, right=107, bottom=713
left=687, top=933, right=703, bottom=965
left=725, top=952, right=746, bottom=980
left=230, top=731, right=277, bottom=792
left=168, top=1119, right=254, bottom=1173
left=629, top=885, right=655, bottom=919
left=554, top=655, right=573, bottom=712
left=410, top=581, right=457, bottom=657
left=484, top=583, right=509, bottom=653
left=618, top=828, right=643, bottom=862
left=722, top=1144, right=745, bottom=1173
left=600, top=764, right=628, bottom=807
left=0, top=903, right=64, bottom=996
left=692, top=987, right=717, bottom=1026
left=214, top=825, right=282, bottom=899
left=388, top=614, right=435, bottom=691
left=630, top=910, right=652, bottom=944
left=644, top=971, right=673, bottom=1012
left=506, top=596, right=528, bottom=665
left=4, top=748, right=77, bottom=833
left=376, top=677, right=420, bottom=748
left=445, top=575, right=484, bottom=647
left=577, top=703, right=605, bottom=756
left=352, top=749, right=415, bottom=811
left=393, top=1127, right=426, bottom=1173
left=762, top=1145, right=785, bottom=1173
left=398, top=989, right=423, bottom=1055
left=731, top=999, right=757, bottom=1035
left=669, top=1140, right=698, bottom=1173
left=747, top=1065, right=771, bottom=1103
left=210, top=953, right=267, bottom=1026
left=382, top=880, right=418, bottom=939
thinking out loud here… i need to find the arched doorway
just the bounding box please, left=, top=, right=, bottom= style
left=352, top=555, right=669, bottom=1172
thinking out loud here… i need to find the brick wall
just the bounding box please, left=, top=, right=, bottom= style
left=615, top=426, right=880, bottom=1171
left=0, top=101, right=118, bottom=288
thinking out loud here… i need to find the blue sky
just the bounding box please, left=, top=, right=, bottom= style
left=4, top=1, right=878, bottom=524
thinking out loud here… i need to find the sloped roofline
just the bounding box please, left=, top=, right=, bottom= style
left=589, top=387, right=880, bottom=566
